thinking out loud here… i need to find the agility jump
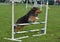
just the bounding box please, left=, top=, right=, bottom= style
left=4, top=0, right=48, bottom=42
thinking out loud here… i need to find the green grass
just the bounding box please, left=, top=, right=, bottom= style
left=0, top=4, right=60, bottom=42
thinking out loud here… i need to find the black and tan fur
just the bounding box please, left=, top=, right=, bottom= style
left=15, top=7, right=41, bottom=32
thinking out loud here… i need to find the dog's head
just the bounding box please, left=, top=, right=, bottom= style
left=31, top=7, right=41, bottom=15
left=28, top=7, right=41, bottom=23
left=27, top=7, right=41, bottom=16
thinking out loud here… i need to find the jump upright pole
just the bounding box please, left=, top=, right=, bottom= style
left=44, top=1, right=48, bottom=34
left=12, top=0, right=14, bottom=39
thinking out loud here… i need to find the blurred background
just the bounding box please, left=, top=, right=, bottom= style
left=0, top=0, right=60, bottom=5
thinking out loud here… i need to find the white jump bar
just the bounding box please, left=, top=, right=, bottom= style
left=15, top=36, right=29, bottom=39
left=15, top=31, right=28, bottom=34
left=32, top=34, right=45, bottom=37
left=15, top=29, right=40, bottom=34
left=14, top=22, right=45, bottom=26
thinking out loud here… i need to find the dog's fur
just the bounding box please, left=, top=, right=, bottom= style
left=15, top=7, right=41, bottom=32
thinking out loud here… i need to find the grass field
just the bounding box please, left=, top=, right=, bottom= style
left=0, top=4, right=60, bottom=42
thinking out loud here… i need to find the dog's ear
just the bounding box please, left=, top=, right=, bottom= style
left=32, top=7, right=40, bottom=11
left=32, top=7, right=37, bottom=11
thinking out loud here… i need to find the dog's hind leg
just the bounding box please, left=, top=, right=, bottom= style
left=14, top=25, right=24, bottom=32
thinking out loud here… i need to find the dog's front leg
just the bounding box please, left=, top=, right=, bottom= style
left=28, top=16, right=38, bottom=23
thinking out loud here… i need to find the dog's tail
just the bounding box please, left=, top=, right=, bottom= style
left=14, top=26, right=16, bottom=29
left=14, top=25, right=17, bottom=32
